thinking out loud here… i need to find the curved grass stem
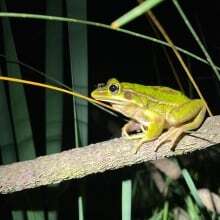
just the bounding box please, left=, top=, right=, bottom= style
left=0, top=12, right=219, bottom=73
left=0, top=76, right=115, bottom=113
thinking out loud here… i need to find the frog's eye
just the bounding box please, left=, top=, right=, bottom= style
left=109, top=83, right=120, bottom=94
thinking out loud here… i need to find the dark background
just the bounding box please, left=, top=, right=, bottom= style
left=1, top=1, right=220, bottom=219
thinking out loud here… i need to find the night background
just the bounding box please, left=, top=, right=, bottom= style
left=0, top=0, right=220, bottom=219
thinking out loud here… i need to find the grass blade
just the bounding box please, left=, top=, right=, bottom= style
left=66, top=0, right=88, bottom=219
left=163, top=201, right=169, bottom=220
left=0, top=12, right=220, bottom=72
left=78, top=196, right=84, bottom=220
left=111, top=0, right=165, bottom=28
left=1, top=1, right=35, bottom=161
left=182, top=169, right=203, bottom=208
left=122, top=180, right=132, bottom=220
left=45, top=0, right=64, bottom=220
left=1, top=2, right=43, bottom=220
left=66, top=0, right=88, bottom=146
left=0, top=68, right=16, bottom=164
left=185, top=196, right=202, bottom=220
left=46, top=0, right=63, bottom=155
left=172, top=0, right=220, bottom=81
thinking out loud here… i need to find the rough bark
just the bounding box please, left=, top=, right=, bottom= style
left=0, top=116, right=220, bottom=194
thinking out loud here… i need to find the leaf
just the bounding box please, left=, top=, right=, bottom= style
left=45, top=0, right=63, bottom=154
left=182, top=169, right=203, bottom=208
left=0, top=66, right=16, bottom=164
left=122, top=180, right=132, bottom=220
left=111, top=0, right=165, bottom=28
left=182, top=169, right=203, bottom=207
left=66, top=0, right=88, bottom=219
left=45, top=1, right=64, bottom=220
left=1, top=1, right=35, bottom=161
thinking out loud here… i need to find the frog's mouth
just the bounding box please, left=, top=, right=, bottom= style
left=94, top=98, right=128, bottom=105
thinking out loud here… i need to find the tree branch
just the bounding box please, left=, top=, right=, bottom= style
left=0, top=116, right=220, bottom=194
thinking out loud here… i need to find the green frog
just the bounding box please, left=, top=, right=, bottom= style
left=91, top=78, right=206, bottom=153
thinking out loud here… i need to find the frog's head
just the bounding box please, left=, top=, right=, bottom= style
left=91, top=78, right=143, bottom=107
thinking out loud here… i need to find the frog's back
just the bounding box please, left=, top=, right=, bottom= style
left=122, top=82, right=190, bottom=105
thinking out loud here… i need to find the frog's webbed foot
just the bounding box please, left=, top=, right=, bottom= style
left=155, top=100, right=207, bottom=152
left=154, top=127, right=184, bottom=152
left=131, top=137, right=152, bottom=154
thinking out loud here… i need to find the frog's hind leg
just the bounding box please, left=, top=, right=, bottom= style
left=155, top=100, right=206, bottom=151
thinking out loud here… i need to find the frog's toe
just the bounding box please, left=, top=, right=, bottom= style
left=131, top=138, right=145, bottom=154
left=169, top=129, right=184, bottom=151
left=154, top=128, right=176, bottom=151
left=154, top=127, right=185, bottom=151
left=154, top=139, right=167, bottom=151
left=131, top=144, right=140, bottom=154
left=131, top=136, right=157, bottom=153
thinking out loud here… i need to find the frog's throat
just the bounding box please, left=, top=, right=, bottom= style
left=111, top=104, right=132, bottom=115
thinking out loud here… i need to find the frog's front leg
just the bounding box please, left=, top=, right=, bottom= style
left=131, top=112, right=165, bottom=153
left=155, top=99, right=206, bottom=151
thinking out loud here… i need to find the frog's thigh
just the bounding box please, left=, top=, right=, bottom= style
left=168, top=99, right=206, bottom=130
